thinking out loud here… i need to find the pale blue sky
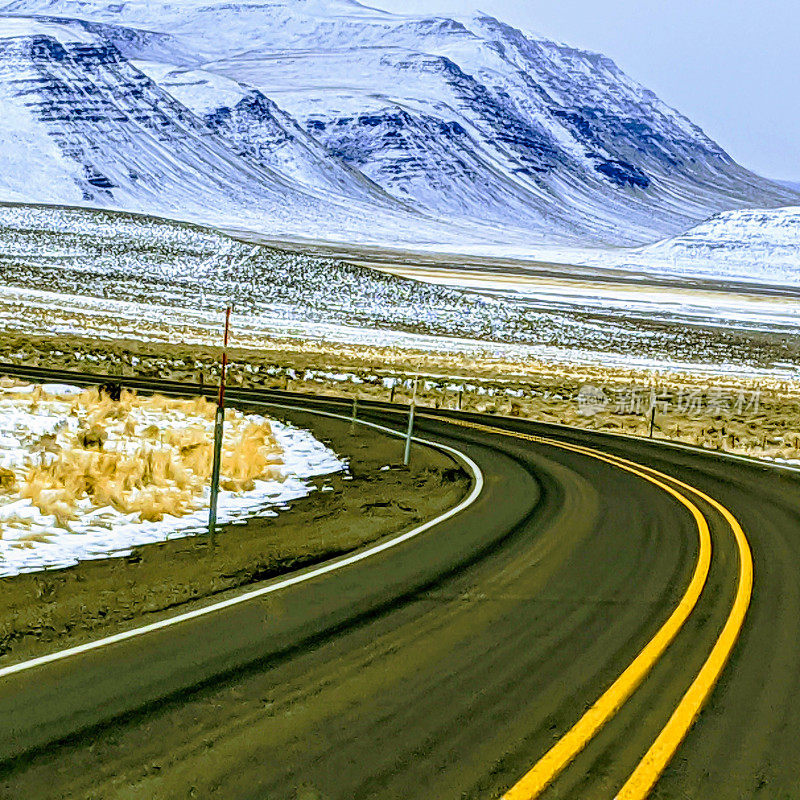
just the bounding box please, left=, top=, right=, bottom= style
left=371, top=0, right=800, bottom=181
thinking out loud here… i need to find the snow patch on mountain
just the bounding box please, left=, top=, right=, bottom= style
left=0, top=14, right=89, bottom=41
left=135, top=61, right=248, bottom=115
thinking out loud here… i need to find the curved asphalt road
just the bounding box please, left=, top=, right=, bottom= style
left=0, top=365, right=798, bottom=799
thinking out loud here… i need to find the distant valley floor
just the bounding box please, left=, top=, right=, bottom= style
left=1, top=204, right=798, bottom=381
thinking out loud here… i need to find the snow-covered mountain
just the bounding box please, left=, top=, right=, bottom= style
left=0, top=17, right=408, bottom=241
left=132, top=61, right=398, bottom=205
left=634, top=206, right=800, bottom=285
left=0, top=0, right=797, bottom=247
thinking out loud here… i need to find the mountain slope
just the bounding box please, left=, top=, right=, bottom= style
left=131, top=61, right=395, bottom=205
left=0, top=20, right=320, bottom=223
left=635, top=206, right=800, bottom=284
left=0, top=0, right=797, bottom=247
left=0, top=17, right=495, bottom=247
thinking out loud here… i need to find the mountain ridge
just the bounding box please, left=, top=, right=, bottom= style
left=0, top=0, right=797, bottom=247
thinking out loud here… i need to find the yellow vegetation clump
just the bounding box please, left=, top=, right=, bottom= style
left=221, top=423, right=283, bottom=492
left=13, top=386, right=285, bottom=528
left=0, top=467, right=17, bottom=493
left=129, top=486, right=195, bottom=523
left=27, top=384, right=44, bottom=412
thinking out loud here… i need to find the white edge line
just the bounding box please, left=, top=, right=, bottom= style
left=0, top=404, right=484, bottom=680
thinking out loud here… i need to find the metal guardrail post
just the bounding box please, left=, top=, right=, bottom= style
left=404, top=376, right=418, bottom=466
left=208, top=305, right=232, bottom=539
left=209, top=404, right=225, bottom=537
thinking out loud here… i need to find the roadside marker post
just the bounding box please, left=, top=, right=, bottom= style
left=208, top=305, right=232, bottom=539
left=649, top=394, right=670, bottom=439
left=404, top=376, right=418, bottom=466
left=352, top=395, right=358, bottom=427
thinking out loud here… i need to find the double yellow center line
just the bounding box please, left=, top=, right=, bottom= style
left=437, top=416, right=753, bottom=800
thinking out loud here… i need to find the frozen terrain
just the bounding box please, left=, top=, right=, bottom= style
left=0, top=380, right=345, bottom=576
left=0, top=0, right=796, bottom=248
left=377, top=206, right=800, bottom=332
left=2, top=203, right=799, bottom=378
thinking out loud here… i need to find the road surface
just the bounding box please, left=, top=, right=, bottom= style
left=0, top=365, right=798, bottom=799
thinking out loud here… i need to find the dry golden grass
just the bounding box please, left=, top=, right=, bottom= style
left=11, top=386, right=285, bottom=527
left=27, top=384, right=44, bottom=412
left=221, top=423, right=278, bottom=492
left=0, top=467, right=17, bottom=493
left=14, top=532, right=53, bottom=544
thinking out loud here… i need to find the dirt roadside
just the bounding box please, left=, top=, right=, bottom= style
left=0, top=405, right=471, bottom=667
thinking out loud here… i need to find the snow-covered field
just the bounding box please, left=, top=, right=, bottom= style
left=385, top=264, right=800, bottom=335
left=0, top=203, right=586, bottom=349
left=373, top=205, right=800, bottom=344
left=0, top=381, right=344, bottom=577
left=2, top=203, right=799, bottom=378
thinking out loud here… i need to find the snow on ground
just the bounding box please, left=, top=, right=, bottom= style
left=386, top=266, right=800, bottom=334
left=2, top=203, right=799, bottom=380
left=4, top=279, right=800, bottom=381
left=0, top=382, right=345, bottom=577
